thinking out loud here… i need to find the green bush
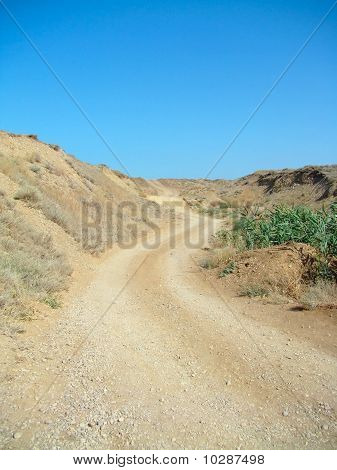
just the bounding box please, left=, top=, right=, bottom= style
left=220, top=204, right=337, bottom=254
left=43, top=296, right=62, bottom=309
left=217, top=203, right=337, bottom=279
left=219, top=261, right=236, bottom=277
left=233, top=203, right=337, bottom=257
left=240, top=285, right=269, bottom=298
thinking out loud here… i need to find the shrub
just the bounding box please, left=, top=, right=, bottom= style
left=49, top=144, right=60, bottom=152
left=43, top=296, right=62, bottom=309
left=65, top=157, right=96, bottom=184
left=39, top=199, right=75, bottom=235
left=199, top=257, right=217, bottom=269
left=234, top=204, right=337, bottom=256
left=218, top=203, right=337, bottom=279
left=12, top=184, right=77, bottom=238
left=30, top=164, right=40, bottom=173
left=212, top=247, right=236, bottom=266
left=240, top=285, right=269, bottom=298
left=300, top=280, right=337, bottom=310
left=219, top=261, right=236, bottom=278
left=28, top=151, right=41, bottom=163
left=0, top=209, right=72, bottom=325
left=14, top=184, right=41, bottom=204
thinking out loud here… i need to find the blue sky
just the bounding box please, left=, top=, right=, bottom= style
left=0, top=0, right=336, bottom=179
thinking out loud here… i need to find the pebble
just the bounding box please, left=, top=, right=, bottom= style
left=282, top=409, right=289, bottom=417
left=13, top=432, right=22, bottom=439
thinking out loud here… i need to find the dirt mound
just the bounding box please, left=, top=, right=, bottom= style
left=219, top=243, right=319, bottom=298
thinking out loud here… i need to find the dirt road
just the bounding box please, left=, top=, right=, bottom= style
left=0, top=212, right=336, bottom=449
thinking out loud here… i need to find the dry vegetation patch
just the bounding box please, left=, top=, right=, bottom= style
left=0, top=197, right=72, bottom=330
left=300, top=281, right=337, bottom=310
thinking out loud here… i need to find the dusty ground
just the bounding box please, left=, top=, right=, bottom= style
left=0, top=209, right=336, bottom=450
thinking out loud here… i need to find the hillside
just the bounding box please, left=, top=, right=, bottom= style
left=159, top=165, right=337, bottom=210
left=0, top=131, right=155, bottom=333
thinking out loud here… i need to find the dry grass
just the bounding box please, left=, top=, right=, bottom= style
left=0, top=203, right=72, bottom=327
left=14, top=184, right=41, bottom=204
left=198, top=257, right=218, bottom=269
left=14, top=182, right=78, bottom=238
left=300, top=280, right=337, bottom=310
left=65, top=156, right=97, bottom=185
left=199, top=247, right=236, bottom=271
left=39, top=197, right=78, bottom=238
left=30, top=163, right=41, bottom=173
left=1, top=131, right=154, bottom=256
left=28, top=151, right=41, bottom=163
left=212, top=247, right=236, bottom=266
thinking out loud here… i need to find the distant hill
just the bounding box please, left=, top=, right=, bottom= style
left=158, top=165, right=337, bottom=209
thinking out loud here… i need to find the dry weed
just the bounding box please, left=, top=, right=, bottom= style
left=300, top=280, right=337, bottom=310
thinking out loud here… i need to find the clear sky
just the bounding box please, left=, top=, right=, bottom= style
left=0, top=0, right=336, bottom=179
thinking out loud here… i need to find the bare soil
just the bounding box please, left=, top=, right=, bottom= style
left=215, top=243, right=319, bottom=298
left=0, top=212, right=336, bottom=450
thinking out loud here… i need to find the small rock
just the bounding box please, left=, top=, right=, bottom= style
left=117, top=417, right=124, bottom=423
left=322, top=424, right=329, bottom=431
left=282, top=409, right=289, bottom=417
left=13, top=432, right=22, bottom=439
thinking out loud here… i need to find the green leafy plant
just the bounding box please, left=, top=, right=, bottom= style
left=43, top=296, right=62, bottom=309
left=240, top=285, right=269, bottom=298
left=236, top=204, right=337, bottom=256
left=219, top=261, right=236, bottom=277
left=218, top=203, right=337, bottom=279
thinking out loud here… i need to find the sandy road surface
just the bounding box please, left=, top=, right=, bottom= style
left=0, top=212, right=336, bottom=449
